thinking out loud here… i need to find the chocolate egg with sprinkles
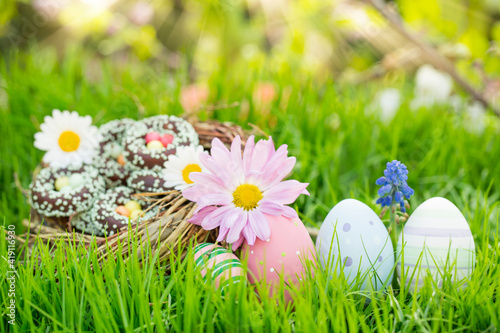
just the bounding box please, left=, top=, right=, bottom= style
left=127, top=169, right=173, bottom=193
left=122, top=115, right=199, bottom=171
left=194, top=243, right=246, bottom=291
left=71, top=186, right=158, bottom=236
left=29, top=165, right=105, bottom=218
left=93, top=118, right=136, bottom=187
left=397, top=197, right=476, bottom=292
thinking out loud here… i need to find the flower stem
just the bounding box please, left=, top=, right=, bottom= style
left=389, top=202, right=397, bottom=247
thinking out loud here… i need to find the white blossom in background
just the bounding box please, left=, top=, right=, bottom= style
left=448, top=95, right=464, bottom=112
left=464, top=102, right=486, bottom=134
left=129, top=2, right=154, bottom=26
left=411, top=65, right=453, bottom=110
left=448, top=95, right=487, bottom=134
left=369, top=88, right=402, bottom=122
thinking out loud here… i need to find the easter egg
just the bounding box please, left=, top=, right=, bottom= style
left=145, top=131, right=161, bottom=144
left=124, top=200, right=142, bottom=213
left=146, top=140, right=164, bottom=150
left=69, top=173, right=84, bottom=189
left=117, top=154, right=126, bottom=166
left=159, top=134, right=174, bottom=147
left=55, top=176, right=70, bottom=191
left=241, top=215, right=315, bottom=303
left=115, top=205, right=130, bottom=217
left=194, top=243, right=245, bottom=291
left=108, top=142, right=123, bottom=159
left=397, top=197, right=475, bottom=292
left=129, top=209, right=144, bottom=220
left=59, top=185, right=73, bottom=193
left=316, top=199, right=394, bottom=291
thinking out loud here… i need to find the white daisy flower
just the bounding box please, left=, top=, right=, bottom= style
left=163, top=145, right=207, bottom=190
left=34, top=109, right=101, bottom=168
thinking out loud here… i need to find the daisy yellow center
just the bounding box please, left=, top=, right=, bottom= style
left=233, top=184, right=263, bottom=211
left=58, top=131, right=80, bottom=152
left=182, top=164, right=202, bottom=184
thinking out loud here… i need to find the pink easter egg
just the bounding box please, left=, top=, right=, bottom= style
left=159, top=134, right=174, bottom=147
left=145, top=131, right=161, bottom=144
left=194, top=243, right=245, bottom=290
left=241, top=215, right=316, bottom=303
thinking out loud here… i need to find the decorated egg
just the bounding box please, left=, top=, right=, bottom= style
left=69, top=173, right=84, bottom=188
left=241, top=215, right=316, bottom=303
left=397, top=197, right=475, bottom=292
left=147, top=140, right=164, bottom=150
left=55, top=176, right=70, bottom=191
left=194, top=243, right=245, bottom=291
left=145, top=131, right=161, bottom=144
left=316, top=199, right=394, bottom=291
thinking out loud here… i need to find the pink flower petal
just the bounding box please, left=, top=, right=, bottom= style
left=258, top=200, right=286, bottom=216
left=263, top=180, right=309, bottom=204
left=247, top=138, right=274, bottom=172
left=226, top=211, right=248, bottom=244
left=248, top=209, right=270, bottom=241
left=188, top=206, right=217, bottom=225
left=231, top=235, right=245, bottom=250
left=199, top=153, right=230, bottom=184
left=210, top=138, right=231, bottom=164
left=182, top=184, right=218, bottom=203
left=242, top=135, right=255, bottom=173
left=182, top=185, right=200, bottom=202
left=197, top=192, right=233, bottom=208
left=201, top=206, right=232, bottom=230
left=230, top=135, right=242, bottom=168
left=221, top=208, right=241, bottom=229
left=260, top=145, right=288, bottom=174
left=263, top=157, right=296, bottom=189
left=211, top=137, right=228, bottom=151
left=258, top=200, right=298, bottom=218
left=278, top=205, right=299, bottom=219
left=242, top=225, right=256, bottom=246
left=210, top=147, right=232, bottom=169
left=217, top=224, right=229, bottom=242
left=188, top=172, right=228, bottom=193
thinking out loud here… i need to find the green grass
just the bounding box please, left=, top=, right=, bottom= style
left=0, top=47, right=499, bottom=332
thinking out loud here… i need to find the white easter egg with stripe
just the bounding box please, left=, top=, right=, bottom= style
left=194, top=243, right=245, bottom=291
left=316, top=199, right=395, bottom=291
left=396, top=197, right=475, bottom=292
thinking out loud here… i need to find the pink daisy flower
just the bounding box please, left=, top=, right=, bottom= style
left=182, top=135, right=309, bottom=249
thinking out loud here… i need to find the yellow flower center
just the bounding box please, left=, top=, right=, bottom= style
left=58, top=131, right=81, bottom=152
left=182, top=164, right=202, bottom=184
left=233, top=184, right=263, bottom=211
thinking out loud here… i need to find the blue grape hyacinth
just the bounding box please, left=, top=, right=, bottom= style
left=376, top=160, right=414, bottom=213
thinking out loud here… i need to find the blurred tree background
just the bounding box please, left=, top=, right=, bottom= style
left=1, top=0, right=499, bottom=89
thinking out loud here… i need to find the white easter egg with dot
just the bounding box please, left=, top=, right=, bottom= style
left=397, top=197, right=475, bottom=292
left=316, top=199, right=394, bottom=291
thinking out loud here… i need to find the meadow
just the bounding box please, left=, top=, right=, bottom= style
left=0, top=48, right=499, bottom=332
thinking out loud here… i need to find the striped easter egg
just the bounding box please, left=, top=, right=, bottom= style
left=194, top=243, right=245, bottom=291
left=397, top=197, right=475, bottom=292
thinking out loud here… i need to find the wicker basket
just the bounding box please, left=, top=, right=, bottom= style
left=19, top=119, right=249, bottom=266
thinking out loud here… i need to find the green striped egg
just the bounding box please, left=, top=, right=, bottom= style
left=397, top=197, right=475, bottom=292
left=194, top=243, right=245, bottom=291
